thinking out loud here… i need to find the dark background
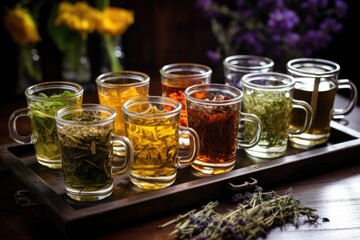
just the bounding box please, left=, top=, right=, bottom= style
left=1, top=0, right=359, bottom=104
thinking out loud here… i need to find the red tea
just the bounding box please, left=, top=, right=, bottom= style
left=186, top=93, right=240, bottom=174
left=162, top=80, right=205, bottom=126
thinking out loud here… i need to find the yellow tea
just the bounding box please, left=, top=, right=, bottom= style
left=125, top=105, right=180, bottom=189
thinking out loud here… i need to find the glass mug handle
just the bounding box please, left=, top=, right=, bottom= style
left=289, top=99, right=313, bottom=135
left=333, top=79, right=358, bottom=119
left=111, top=135, right=134, bottom=175
left=8, top=108, right=32, bottom=144
left=177, top=126, right=200, bottom=166
left=238, top=113, right=262, bottom=148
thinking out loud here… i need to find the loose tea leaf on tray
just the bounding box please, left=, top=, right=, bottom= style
left=159, top=186, right=328, bottom=240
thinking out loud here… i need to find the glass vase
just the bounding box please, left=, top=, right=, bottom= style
left=16, top=44, right=42, bottom=95
left=101, top=35, right=124, bottom=73
left=62, top=37, right=91, bottom=85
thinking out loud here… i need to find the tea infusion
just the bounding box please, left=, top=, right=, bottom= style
left=125, top=105, right=180, bottom=189
left=98, top=86, right=148, bottom=135
left=58, top=112, right=113, bottom=196
left=243, top=91, right=292, bottom=150
left=187, top=93, right=240, bottom=172
left=162, top=78, right=205, bottom=126
left=30, top=91, right=81, bottom=167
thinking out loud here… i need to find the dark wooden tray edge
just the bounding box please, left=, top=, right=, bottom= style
left=1, top=120, right=360, bottom=237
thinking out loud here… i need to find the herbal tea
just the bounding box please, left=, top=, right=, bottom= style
left=98, top=86, right=148, bottom=135
left=56, top=104, right=134, bottom=202
left=29, top=90, right=82, bottom=168
left=96, top=71, right=150, bottom=136
left=241, top=72, right=312, bottom=159
left=8, top=82, right=84, bottom=169
left=286, top=58, right=358, bottom=148
left=123, top=96, right=199, bottom=190
left=161, top=80, right=203, bottom=126
left=160, top=63, right=212, bottom=126
left=243, top=91, right=292, bottom=155
left=125, top=106, right=179, bottom=189
left=289, top=78, right=337, bottom=146
left=58, top=114, right=113, bottom=201
left=186, top=92, right=240, bottom=174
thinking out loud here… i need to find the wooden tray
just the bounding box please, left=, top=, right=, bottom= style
left=1, top=120, right=360, bottom=237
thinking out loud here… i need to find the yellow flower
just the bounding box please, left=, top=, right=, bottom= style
left=97, top=7, right=134, bottom=36
left=4, top=6, right=41, bottom=44
left=55, top=1, right=102, bottom=36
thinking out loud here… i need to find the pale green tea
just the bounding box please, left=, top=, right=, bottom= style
left=30, top=91, right=82, bottom=168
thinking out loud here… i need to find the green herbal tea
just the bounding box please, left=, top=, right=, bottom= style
left=125, top=105, right=179, bottom=190
left=243, top=91, right=292, bottom=148
left=58, top=112, right=113, bottom=193
left=29, top=91, right=81, bottom=168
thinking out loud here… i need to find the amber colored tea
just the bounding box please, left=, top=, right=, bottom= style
left=186, top=93, right=240, bottom=174
left=290, top=78, right=337, bottom=145
left=160, top=63, right=212, bottom=126
left=98, top=86, right=148, bottom=135
left=96, top=72, right=150, bottom=136
left=162, top=79, right=207, bottom=126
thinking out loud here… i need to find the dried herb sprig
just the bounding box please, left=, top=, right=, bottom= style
left=159, top=186, right=327, bottom=240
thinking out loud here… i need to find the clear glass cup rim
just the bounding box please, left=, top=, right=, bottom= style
left=25, top=81, right=84, bottom=101
left=184, top=83, right=243, bottom=106
left=122, top=96, right=182, bottom=119
left=160, top=63, right=212, bottom=80
left=55, top=103, right=116, bottom=125
left=287, top=58, right=340, bottom=78
left=95, top=71, right=150, bottom=88
left=241, top=72, right=296, bottom=91
left=223, top=55, right=274, bottom=71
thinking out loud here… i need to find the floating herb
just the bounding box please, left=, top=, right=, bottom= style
left=159, top=186, right=326, bottom=240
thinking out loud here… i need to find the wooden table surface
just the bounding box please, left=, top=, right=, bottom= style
left=1, top=91, right=359, bottom=240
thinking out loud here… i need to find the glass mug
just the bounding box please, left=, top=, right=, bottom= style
left=8, top=81, right=84, bottom=169
left=287, top=58, right=358, bottom=148
left=160, top=63, right=212, bottom=126
left=122, top=96, right=200, bottom=190
left=184, top=84, right=262, bottom=175
left=95, top=71, right=150, bottom=136
left=241, top=72, right=313, bottom=159
left=55, top=104, right=134, bottom=202
left=223, top=55, right=274, bottom=89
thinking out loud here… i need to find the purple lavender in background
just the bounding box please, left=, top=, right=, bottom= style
left=196, top=0, right=348, bottom=64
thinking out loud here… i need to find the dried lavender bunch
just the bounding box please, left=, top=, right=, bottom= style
left=159, top=186, right=327, bottom=240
